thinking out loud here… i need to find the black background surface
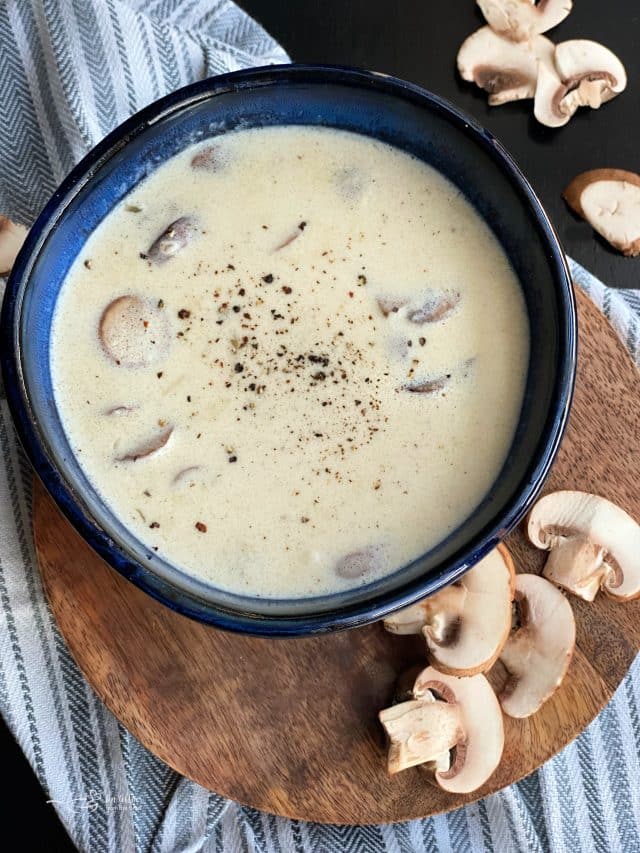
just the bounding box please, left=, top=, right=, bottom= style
left=3, top=2, right=638, bottom=849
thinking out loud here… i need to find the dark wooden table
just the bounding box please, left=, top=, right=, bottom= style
left=2, top=2, right=637, bottom=849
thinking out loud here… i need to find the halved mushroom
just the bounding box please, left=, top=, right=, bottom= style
left=457, top=27, right=554, bottom=105
left=145, top=217, right=197, bottom=264
left=563, top=169, right=640, bottom=257
left=497, top=573, right=575, bottom=718
left=534, top=40, right=627, bottom=128
left=116, top=424, right=173, bottom=462
left=477, top=0, right=572, bottom=43
left=0, top=216, right=27, bottom=276
left=379, top=691, right=464, bottom=774
left=99, top=295, right=170, bottom=368
left=384, top=544, right=515, bottom=675
left=413, top=667, right=504, bottom=793
left=528, top=490, right=640, bottom=601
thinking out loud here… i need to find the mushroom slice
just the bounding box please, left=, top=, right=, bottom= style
left=99, top=295, right=170, bottom=368
left=457, top=27, right=553, bottom=105
left=384, top=544, right=515, bottom=675
left=335, top=545, right=383, bottom=579
left=528, top=490, right=640, bottom=601
left=563, top=169, right=640, bottom=257
left=191, top=145, right=219, bottom=171
left=116, top=425, right=173, bottom=462
left=477, top=0, right=572, bottom=43
left=172, top=465, right=202, bottom=486
left=534, top=40, right=627, bottom=128
left=0, top=216, right=28, bottom=276
left=274, top=221, right=308, bottom=251
left=407, top=291, right=461, bottom=324
left=104, top=404, right=138, bottom=416
left=498, top=573, right=575, bottom=718
left=376, top=295, right=409, bottom=317
left=145, top=217, right=197, bottom=264
left=412, top=667, right=504, bottom=794
left=379, top=691, right=464, bottom=774
left=402, top=375, right=450, bottom=396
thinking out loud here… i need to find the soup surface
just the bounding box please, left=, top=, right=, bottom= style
left=51, top=126, right=529, bottom=598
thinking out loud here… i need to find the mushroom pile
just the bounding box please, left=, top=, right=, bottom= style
left=457, top=1, right=627, bottom=128
left=379, top=488, right=640, bottom=794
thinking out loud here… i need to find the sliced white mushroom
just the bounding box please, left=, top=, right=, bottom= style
left=498, top=573, right=575, bottom=718
left=412, top=667, right=504, bottom=794
left=534, top=40, right=627, bottom=128
left=528, top=490, right=640, bottom=601
left=145, top=217, right=197, bottom=264
left=0, top=216, right=27, bottom=276
left=116, top=424, right=174, bottom=463
left=384, top=544, right=515, bottom=675
left=457, top=27, right=554, bottom=106
left=477, top=0, right=572, bottom=42
left=99, top=295, right=170, bottom=368
left=563, top=169, right=640, bottom=257
left=378, top=690, right=464, bottom=774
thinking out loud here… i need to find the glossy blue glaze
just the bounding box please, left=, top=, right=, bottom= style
left=0, top=65, right=576, bottom=637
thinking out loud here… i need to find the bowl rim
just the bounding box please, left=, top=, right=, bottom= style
left=0, top=62, right=576, bottom=636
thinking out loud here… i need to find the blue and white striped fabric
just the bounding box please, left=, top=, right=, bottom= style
left=1, top=2, right=639, bottom=851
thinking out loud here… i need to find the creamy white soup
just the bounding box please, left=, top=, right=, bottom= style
left=51, top=126, right=529, bottom=598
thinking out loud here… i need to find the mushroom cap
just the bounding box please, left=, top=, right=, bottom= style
left=534, top=40, right=627, bottom=128
left=0, top=216, right=28, bottom=276
left=457, top=27, right=553, bottom=106
left=477, top=0, right=572, bottom=43
left=498, top=573, right=575, bottom=718
left=528, top=490, right=640, bottom=601
left=378, top=693, right=464, bottom=775
left=413, top=667, right=504, bottom=794
left=564, top=170, right=640, bottom=257
left=422, top=544, right=515, bottom=675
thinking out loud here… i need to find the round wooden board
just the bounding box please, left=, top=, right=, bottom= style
left=34, top=288, right=640, bottom=825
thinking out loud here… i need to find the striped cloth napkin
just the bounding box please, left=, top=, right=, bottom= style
left=1, top=2, right=639, bottom=851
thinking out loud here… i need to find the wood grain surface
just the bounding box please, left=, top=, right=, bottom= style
left=34, top=288, right=640, bottom=825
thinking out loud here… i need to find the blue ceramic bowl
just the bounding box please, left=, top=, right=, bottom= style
left=0, top=64, right=576, bottom=637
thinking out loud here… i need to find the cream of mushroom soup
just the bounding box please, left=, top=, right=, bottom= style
left=50, top=126, right=529, bottom=598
